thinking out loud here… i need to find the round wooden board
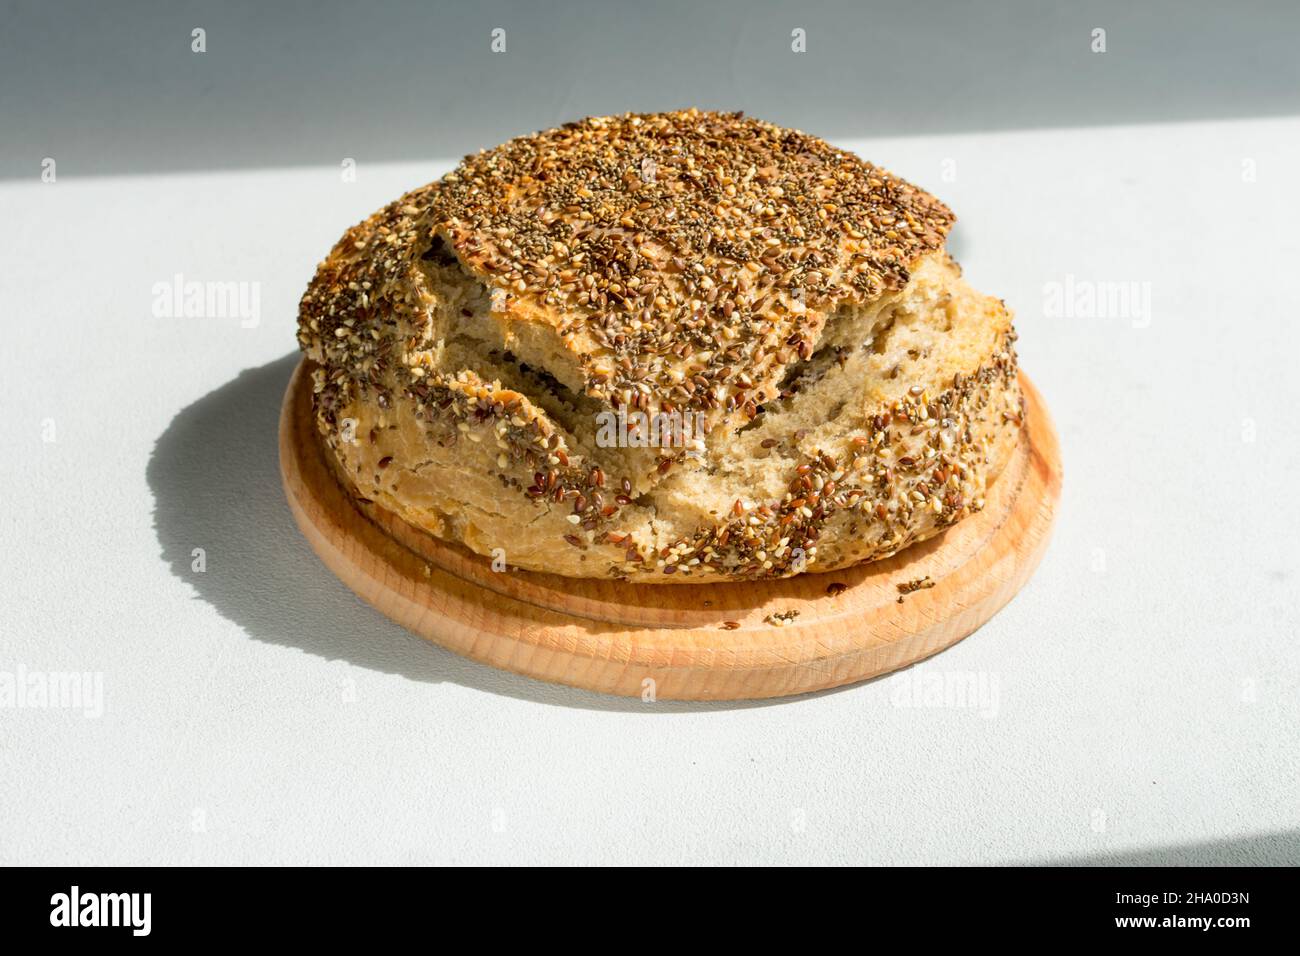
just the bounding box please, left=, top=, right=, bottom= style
left=279, top=360, right=1061, bottom=700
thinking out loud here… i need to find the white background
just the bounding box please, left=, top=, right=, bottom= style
left=1, top=116, right=1297, bottom=865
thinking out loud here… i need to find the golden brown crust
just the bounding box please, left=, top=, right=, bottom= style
left=433, top=110, right=953, bottom=419
left=298, top=110, right=953, bottom=427
left=297, top=111, right=1020, bottom=583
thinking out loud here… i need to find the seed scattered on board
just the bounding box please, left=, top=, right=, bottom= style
left=896, top=575, right=935, bottom=602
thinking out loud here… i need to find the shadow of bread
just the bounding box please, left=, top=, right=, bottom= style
left=147, top=354, right=813, bottom=711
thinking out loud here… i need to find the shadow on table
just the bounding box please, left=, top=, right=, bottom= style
left=1032, top=829, right=1300, bottom=866
left=147, top=353, right=866, bottom=713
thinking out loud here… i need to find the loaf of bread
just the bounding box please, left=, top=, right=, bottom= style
left=297, top=110, right=1022, bottom=582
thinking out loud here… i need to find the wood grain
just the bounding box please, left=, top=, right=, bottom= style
left=279, top=359, right=1061, bottom=700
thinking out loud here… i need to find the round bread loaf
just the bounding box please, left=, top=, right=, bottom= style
left=297, top=110, right=1023, bottom=583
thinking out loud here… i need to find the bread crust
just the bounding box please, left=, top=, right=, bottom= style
left=298, top=110, right=1022, bottom=582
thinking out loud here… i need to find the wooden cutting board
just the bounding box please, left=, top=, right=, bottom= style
left=279, top=359, right=1061, bottom=700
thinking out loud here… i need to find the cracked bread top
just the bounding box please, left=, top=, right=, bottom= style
left=299, top=109, right=954, bottom=438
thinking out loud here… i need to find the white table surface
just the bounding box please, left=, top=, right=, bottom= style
left=2, top=116, right=1297, bottom=866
